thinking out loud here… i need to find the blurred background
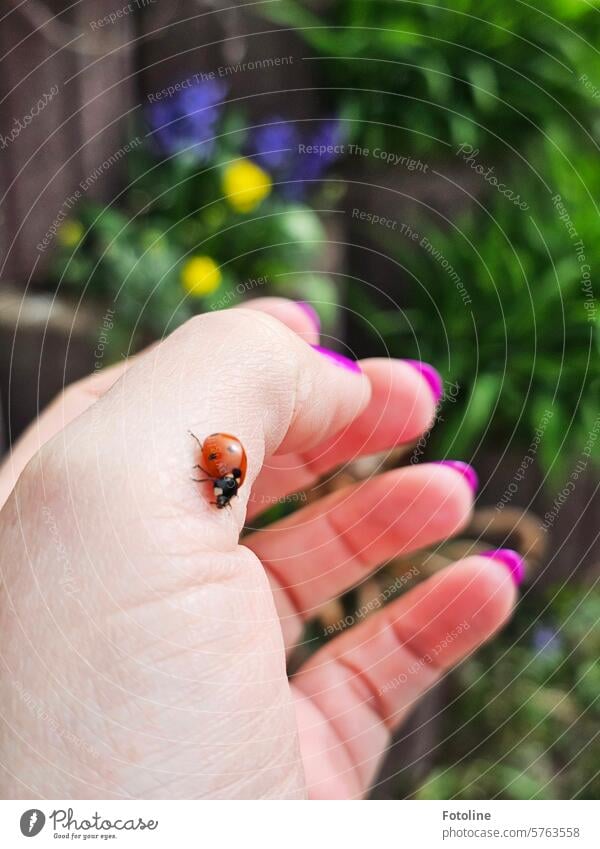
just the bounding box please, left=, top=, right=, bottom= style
left=0, top=0, right=598, bottom=799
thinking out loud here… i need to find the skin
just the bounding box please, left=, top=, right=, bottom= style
left=0, top=297, right=516, bottom=799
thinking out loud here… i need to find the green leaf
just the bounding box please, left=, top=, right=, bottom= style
left=466, top=61, right=499, bottom=112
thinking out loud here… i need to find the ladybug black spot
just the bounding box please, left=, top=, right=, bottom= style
left=208, top=452, right=217, bottom=460
left=218, top=477, right=237, bottom=493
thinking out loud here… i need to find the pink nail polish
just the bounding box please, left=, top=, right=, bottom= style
left=404, top=359, right=443, bottom=403
left=297, top=301, right=321, bottom=332
left=481, top=549, right=525, bottom=586
left=311, top=344, right=361, bottom=373
left=433, top=460, right=479, bottom=493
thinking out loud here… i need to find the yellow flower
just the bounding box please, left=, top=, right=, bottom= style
left=223, top=159, right=272, bottom=213
left=180, top=255, right=222, bottom=297
left=58, top=219, right=84, bottom=247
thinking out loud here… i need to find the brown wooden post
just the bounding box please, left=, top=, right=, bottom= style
left=0, top=0, right=136, bottom=442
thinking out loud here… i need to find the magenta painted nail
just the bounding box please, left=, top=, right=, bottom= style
left=297, top=301, right=321, bottom=332
left=404, top=359, right=443, bottom=402
left=311, top=344, right=361, bottom=373
left=434, top=460, right=479, bottom=493
left=481, top=549, right=525, bottom=586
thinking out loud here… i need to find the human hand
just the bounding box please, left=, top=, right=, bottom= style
left=0, top=298, right=518, bottom=799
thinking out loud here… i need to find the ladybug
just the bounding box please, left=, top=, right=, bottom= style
left=189, top=431, right=247, bottom=509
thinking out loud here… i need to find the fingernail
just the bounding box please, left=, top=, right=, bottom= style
left=297, top=301, right=321, bottom=332
left=480, top=549, right=525, bottom=586
left=404, top=359, right=443, bottom=403
left=433, top=460, right=479, bottom=493
left=311, top=344, right=361, bottom=373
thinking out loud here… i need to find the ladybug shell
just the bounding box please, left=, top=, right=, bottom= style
left=202, top=433, right=247, bottom=486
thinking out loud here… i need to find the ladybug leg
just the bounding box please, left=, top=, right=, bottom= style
left=188, top=430, right=203, bottom=448
left=189, top=433, right=212, bottom=481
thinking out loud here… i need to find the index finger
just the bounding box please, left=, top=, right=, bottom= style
left=44, top=308, right=371, bottom=549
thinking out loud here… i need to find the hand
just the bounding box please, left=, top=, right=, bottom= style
left=0, top=298, right=517, bottom=799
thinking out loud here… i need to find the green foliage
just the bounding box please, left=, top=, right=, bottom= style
left=412, top=583, right=600, bottom=800
left=266, top=0, right=600, bottom=478
left=352, top=133, right=600, bottom=477
left=265, top=0, right=600, bottom=156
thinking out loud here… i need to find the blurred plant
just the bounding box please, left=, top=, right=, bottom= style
left=264, top=0, right=600, bottom=156
left=351, top=131, right=600, bottom=478
left=413, top=582, right=600, bottom=800
left=249, top=117, right=345, bottom=199
left=52, top=83, right=343, bottom=346
left=260, top=0, right=600, bottom=479
left=147, top=79, right=226, bottom=159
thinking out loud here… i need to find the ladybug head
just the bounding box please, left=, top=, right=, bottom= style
left=214, top=476, right=239, bottom=508
left=218, top=477, right=238, bottom=494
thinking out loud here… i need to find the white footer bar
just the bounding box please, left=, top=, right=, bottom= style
left=1, top=799, right=598, bottom=848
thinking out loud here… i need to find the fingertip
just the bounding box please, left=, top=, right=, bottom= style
left=296, top=301, right=321, bottom=333
left=453, top=555, right=519, bottom=630
left=431, top=460, right=479, bottom=494
left=310, top=344, right=362, bottom=373
left=240, top=297, right=320, bottom=343
left=394, top=359, right=439, bottom=431
left=359, top=358, right=439, bottom=441
left=412, top=463, right=475, bottom=535
left=403, top=359, right=443, bottom=404
left=480, top=548, right=525, bottom=587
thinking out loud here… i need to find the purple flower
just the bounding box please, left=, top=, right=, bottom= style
left=146, top=80, right=226, bottom=158
left=248, top=117, right=343, bottom=199
left=532, top=624, right=563, bottom=655
left=249, top=118, right=300, bottom=171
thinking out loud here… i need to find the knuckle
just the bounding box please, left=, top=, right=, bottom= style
left=181, top=308, right=304, bottom=388
left=187, top=307, right=298, bottom=349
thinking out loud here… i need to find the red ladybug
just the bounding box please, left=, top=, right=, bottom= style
left=189, top=432, right=247, bottom=508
